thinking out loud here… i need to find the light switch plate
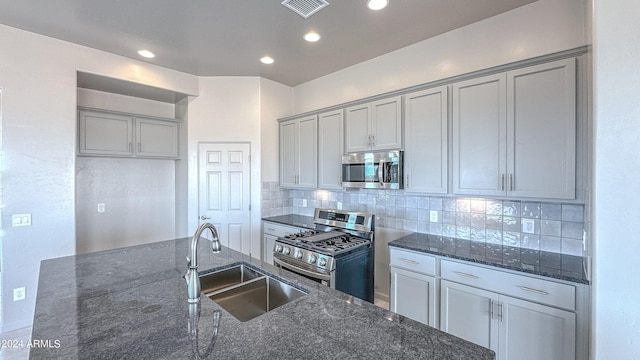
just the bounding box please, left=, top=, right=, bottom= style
left=12, top=214, right=32, bottom=227
left=302, top=199, right=307, bottom=207
left=337, top=202, right=343, bottom=210
left=430, top=210, right=438, bottom=223
left=97, top=203, right=106, bottom=213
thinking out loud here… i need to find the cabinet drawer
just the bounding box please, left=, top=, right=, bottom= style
left=441, top=259, right=575, bottom=311
left=390, top=247, right=436, bottom=276
left=262, top=222, right=306, bottom=238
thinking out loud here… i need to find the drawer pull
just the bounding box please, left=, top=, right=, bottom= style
left=400, top=258, right=420, bottom=265
left=518, top=286, right=549, bottom=296
left=266, top=228, right=276, bottom=232
left=454, top=271, right=479, bottom=279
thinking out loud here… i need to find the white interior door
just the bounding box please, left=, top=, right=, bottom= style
left=198, top=142, right=251, bottom=254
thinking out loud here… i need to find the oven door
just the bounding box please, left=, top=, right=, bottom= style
left=273, top=257, right=335, bottom=288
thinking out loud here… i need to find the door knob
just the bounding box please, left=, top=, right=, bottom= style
left=200, top=215, right=211, bottom=221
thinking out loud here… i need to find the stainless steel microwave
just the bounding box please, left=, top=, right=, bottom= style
left=341, top=151, right=403, bottom=189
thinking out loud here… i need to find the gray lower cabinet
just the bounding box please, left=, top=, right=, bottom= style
left=390, top=249, right=583, bottom=360
left=440, top=260, right=577, bottom=360
left=389, top=248, right=437, bottom=327
left=262, top=221, right=307, bottom=265
left=78, top=109, right=179, bottom=159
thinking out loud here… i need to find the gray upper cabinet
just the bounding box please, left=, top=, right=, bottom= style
left=452, top=73, right=507, bottom=197
left=318, top=110, right=344, bottom=189
left=506, top=58, right=576, bottom=199
left=279, top=115, right=317, bottom=189
left=79, top=109, right=180, bottom=159
left=345, top=96, right=402, bottom=152
left=452, top=58, right=577, bottom=200
left=404, top=86, right=448, bottom=194
left=79, top=110, right=134, bottom=156
left=136, top=118, right=179, bottom=158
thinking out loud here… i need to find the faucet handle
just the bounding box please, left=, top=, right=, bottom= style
left=184, top=257, right=192, bottom=282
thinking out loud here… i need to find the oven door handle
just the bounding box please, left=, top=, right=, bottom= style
left=274, top=258, right=332, bottom=282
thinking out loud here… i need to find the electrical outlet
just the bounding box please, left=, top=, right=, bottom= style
left=522, top=218, right=535, bottom=234
left=12, top=214, right=32, bottom=227
left=337, top=202, right=343, bottom=210
left=430, top=210, right=438, bottom=223
left=302, top=199, right=307, bottom=207
left=13, top=287, right=26, bottom=301
left=97, top=203, right=106, bottom=213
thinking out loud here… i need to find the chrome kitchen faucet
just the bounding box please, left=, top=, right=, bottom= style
left=185, top=222, right=222, bottom=303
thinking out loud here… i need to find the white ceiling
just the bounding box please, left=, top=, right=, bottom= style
left=0, top=0, right=537, bottom=86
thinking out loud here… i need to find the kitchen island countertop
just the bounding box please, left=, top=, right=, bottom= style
left=30, top=237, right=494, bottom=359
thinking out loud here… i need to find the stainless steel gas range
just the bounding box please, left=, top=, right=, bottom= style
left=273, top=208, right=375, bottom=303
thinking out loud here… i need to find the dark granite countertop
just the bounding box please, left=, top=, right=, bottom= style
left=389, top=233, right=589, bottom=285
left=31, top=237, right=494, bottom=359
left=262, top=214, right=316, bottom=229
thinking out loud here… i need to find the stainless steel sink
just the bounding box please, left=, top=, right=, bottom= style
left=200, top=264, right=307, bottom=322
left=199, top=264, right=263, bottom=294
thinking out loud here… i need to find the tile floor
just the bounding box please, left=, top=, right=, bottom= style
left=0, top=327, right=31, bottom=360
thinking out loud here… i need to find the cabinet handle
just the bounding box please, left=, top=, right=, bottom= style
left=400, top=258, right=420, bottom=265
left=500, top=174, right=505, bottom=191
left=518, top=286, right=549, bottom=296
left=267, top=228, right=276, bottom=232
left=509, top=174, right=514, bottom=191
left=371, top=134, right=375, bottom=146
left=454, top=271, right=479, bottom=279
left=498, top=302, right=504, bottom=322
left=490, top=299, right=496, bottom=319
left=406, top=175, right=409, bottom=188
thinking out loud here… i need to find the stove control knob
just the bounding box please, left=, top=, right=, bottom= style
left=283, top=247, right=291, bottom=255
left=318, top=258, right=327, bottom=267
left=295, top=250, right=303, bottom=259
left=309, top=254, right=317, bottom=264
left=275, top=244, right=283, bottom=253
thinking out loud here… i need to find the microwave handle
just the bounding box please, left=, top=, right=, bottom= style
left=378, top=160, right=384, bottom=187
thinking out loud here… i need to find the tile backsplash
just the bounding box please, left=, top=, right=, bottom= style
left=261, top=181, right=585, bottom=256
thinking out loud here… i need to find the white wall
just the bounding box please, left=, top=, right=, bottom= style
left=293, top=0, right=587, bottom=113
left=0, top=24, right=198, bottom=332
left=186, top=77, right=263, bottom=258
left=259, top=78, right=293, bottom=182
left=592, top=0, right=640, bottom=357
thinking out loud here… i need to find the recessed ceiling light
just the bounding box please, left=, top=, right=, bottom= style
left=260, top=56, right=275, bottom=64
left=137, top=49, right=155, bottom=58
left=367, top=0, right=389, bottom=10
left=304, top=32, right=321, bottom=42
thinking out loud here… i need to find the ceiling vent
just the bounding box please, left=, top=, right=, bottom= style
left=281, top=0, right=329, bottom=19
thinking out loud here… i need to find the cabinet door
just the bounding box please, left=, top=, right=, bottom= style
left=279, top=120, right=297, bottom=187
left=263, top=233, right=278, bottom=265
left=499, top=295, right=576, bottom=360
left=506, top=58, right=576, bottom=199
left=440, top=280, right=499, bottom=352
left=318, top=110, right=344, bottom=189
left=296, top=116, right=318, bottom=188
left=452, top=73, right=507, bottom=196
left=371, top=96, right=402, bottom=150
left=390, top=267, right=437, bottom=327
left=345, top=103, right=371, bottom=152
left=404, top=87, right=448, bottom=194
left=136, top=118, right=179, bottom=158
left=79, top=110, right=133, bottom=156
